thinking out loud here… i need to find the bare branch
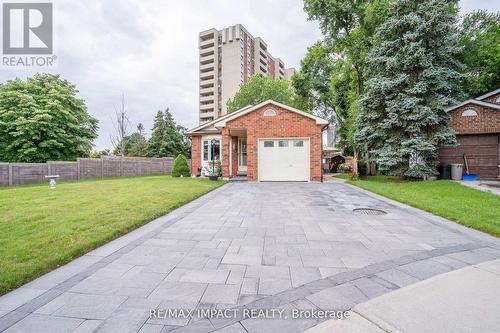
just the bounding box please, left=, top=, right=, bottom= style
left=110, top=93, right=131, bottom=157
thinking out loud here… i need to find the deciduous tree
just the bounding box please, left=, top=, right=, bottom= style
left=458, top=10, right=500, bottom=98
left=298, top=0, right=389, bottom=153
left=110, top=94, right=130, bottom=157
left=0, top=74, right=98, bottom=162
left=227, top=74, right=307, bottom=113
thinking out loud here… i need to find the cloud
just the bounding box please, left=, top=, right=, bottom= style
left=0, top=0, right=497, bottom=149
left=459, top=0, right=499, bottom=15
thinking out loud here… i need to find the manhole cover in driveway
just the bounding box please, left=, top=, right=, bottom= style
left=353, top=208, right=387, bottom=215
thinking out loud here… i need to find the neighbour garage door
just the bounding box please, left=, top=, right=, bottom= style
left=258, top=139, right=309, bottom=181
left=439, top=134, right=499, bottom=179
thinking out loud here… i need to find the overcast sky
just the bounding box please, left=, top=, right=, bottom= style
left=1, top=0, right=498, bottom=150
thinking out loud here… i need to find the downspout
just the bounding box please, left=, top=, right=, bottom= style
left=229, top=136, right=232, bottom=178
left=321, top=124, right=329, bottom=183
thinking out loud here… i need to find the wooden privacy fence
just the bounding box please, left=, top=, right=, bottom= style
left=0, top=156, right=180, bottom=186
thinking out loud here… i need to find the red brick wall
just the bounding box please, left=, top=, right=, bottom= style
left=448, top=103, right=500, bottom=134
left=231, top=136, right=238, bottom=176
left=191, top=135, right=201, bottom=175
left=222, top=103, right=323, bottom=181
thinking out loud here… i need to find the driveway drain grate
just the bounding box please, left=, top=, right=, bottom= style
left=353, top=208, right=387, bottom=215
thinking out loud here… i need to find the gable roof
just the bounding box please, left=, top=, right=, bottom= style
left=185, top=105, right=253, bottom=135
left=445, top=99, right=500, bottom=112
left=186, top=100, right=328, bottom=135
left=445, top=88, right=500, bottom=113
left=475, top=88, right=500, bottom=101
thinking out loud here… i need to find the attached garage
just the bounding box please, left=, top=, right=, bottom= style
left=258, top=138, right=310, bottom=181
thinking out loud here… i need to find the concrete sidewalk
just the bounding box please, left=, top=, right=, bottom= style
left=306, top=259, right=500, bottom=333
left=458, top=180, right=500, bottom=196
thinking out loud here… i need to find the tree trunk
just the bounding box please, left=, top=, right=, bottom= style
left=353, top=149, right=358, bottom=174
left=353, top=64, right=362, bottom=96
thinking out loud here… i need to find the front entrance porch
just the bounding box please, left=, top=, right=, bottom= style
left=227, top=128, right=247, bottom=179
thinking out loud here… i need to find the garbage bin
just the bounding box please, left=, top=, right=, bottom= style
left=451, top=163, right=463, bottom=180
left=437, top=163, right=451, bottom=180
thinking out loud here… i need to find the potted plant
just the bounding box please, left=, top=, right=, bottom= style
left=208, top=160, right=221, bottom=181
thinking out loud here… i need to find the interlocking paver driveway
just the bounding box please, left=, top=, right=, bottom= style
left=1, top=182, right=499, bottom=333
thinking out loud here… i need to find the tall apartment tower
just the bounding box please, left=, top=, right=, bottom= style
left=198, top=24, right=296, bottom=123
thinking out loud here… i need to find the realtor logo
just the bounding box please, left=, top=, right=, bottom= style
left=2, top=2, right=55, bottom=67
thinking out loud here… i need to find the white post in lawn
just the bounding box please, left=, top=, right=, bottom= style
left=45, top=175, right=60, bottom=189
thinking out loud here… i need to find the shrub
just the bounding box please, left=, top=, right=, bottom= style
left=209, top=160, right=222, bottom=177
left=172, top=154, right=190, bottom=177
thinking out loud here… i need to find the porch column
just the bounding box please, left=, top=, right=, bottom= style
left=190, top=135, right=201, bottom=176
left=231, top=136, right=239, bottom=176
left=229, top=136, right=232, bottom=178
left=221, top=128, right=231, bottom=179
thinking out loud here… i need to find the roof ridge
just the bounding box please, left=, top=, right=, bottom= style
left=187, top=100, right=328, bottom=135
left=445, top=98, right=500, bottom=112
left=186, top=104, right=254, bottom=134
left=475, top=88, right=500, bottom=101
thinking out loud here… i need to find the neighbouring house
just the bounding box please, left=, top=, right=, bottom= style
left=439, top=88, right=500, bottom=180
left=186, top=100, right=329, bottom=181
left=322, top=123, right=344, bottom=173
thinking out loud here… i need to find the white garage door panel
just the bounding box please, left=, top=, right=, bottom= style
left=259, top=139, right=309, bottom=181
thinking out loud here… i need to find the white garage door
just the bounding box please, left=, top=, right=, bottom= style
left=259, top=138, right=310, bottom=181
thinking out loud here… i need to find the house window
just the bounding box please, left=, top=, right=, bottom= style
left=461, top=109, right=478, bottom=117
left=496, top=96, right=500, bottom=103
left=263, top=109, right=277, bottom=116
left=264, top=141, right=274, bottom=147
left=278, top=140, right=288, bottom=147
left=203, top=140, right=209, bottom=161
left=203, top=139, right=220, bottom=161
left=211, top=139, right=220, bottom=160
left=293, top=140, right=304, bottom=147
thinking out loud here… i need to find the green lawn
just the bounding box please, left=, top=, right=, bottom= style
left=336, top=175, right=500, bottom=237
left=0, top=176, right=224, bottom=295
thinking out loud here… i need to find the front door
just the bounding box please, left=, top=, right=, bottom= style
left=238, top=138, right=247, bottom=173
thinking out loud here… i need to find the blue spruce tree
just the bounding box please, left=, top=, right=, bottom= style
left=357, top=0, right=463, bottom=179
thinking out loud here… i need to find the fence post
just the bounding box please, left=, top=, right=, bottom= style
left=120, top=157, right=123, bottom=176
left=47, top=162, right=51, bottom=176
left=8, top=163, right=13, bottom=186
left=76, top=158, right=80, bottom=180
left=100, top=158, right=104, bottom=178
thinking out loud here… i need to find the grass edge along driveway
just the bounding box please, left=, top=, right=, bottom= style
left=335, top=175, right=500, bottom=238
left=0, top=175, right=224, bottom=295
